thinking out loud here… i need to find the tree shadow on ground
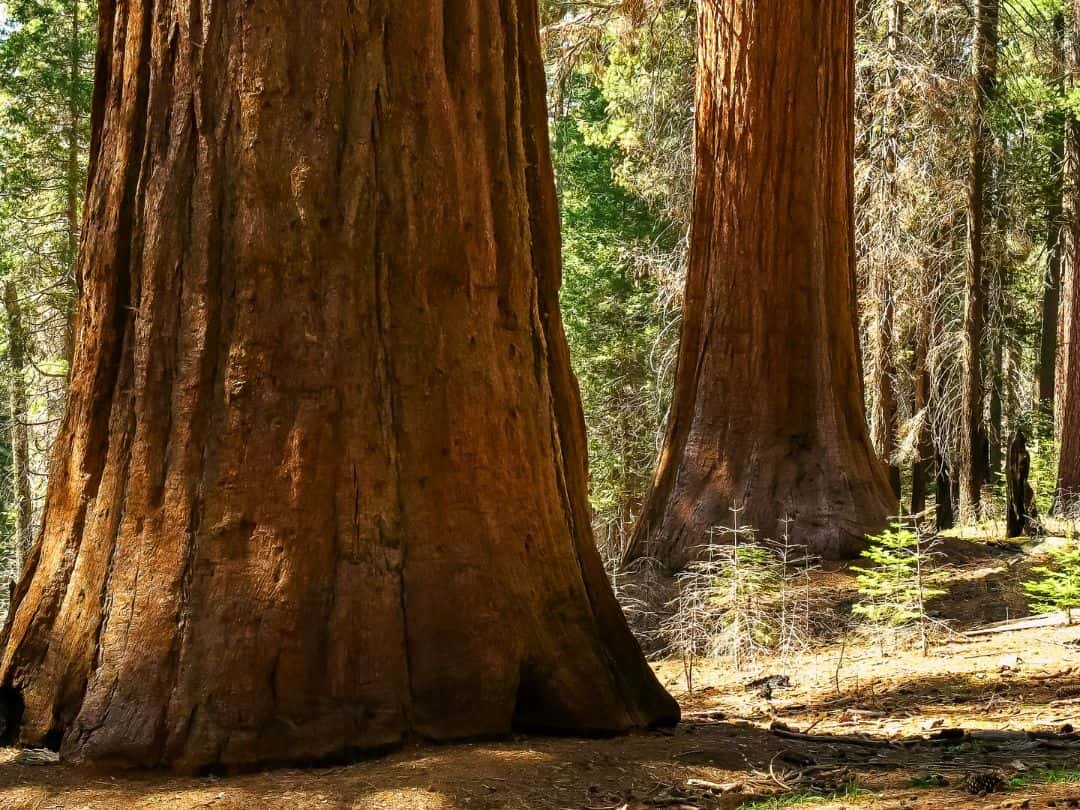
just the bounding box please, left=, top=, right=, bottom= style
left=779, top=669, right=1079, bottom=720
left=0, top=724, right=759, bottom=810
left=0, top=708, right=1077, bottom=809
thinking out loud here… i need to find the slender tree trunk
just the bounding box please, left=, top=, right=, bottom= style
left=959, top=0, right=1000, bottom=519
left=62, top=0, right=83, bottom=371
left=989, top=150, right=1009, bottom=478
left=910, top=271, right=934, bottom=516
left=989, top=333, right=1004, bottom=474
left=1059, top=1, right=1080, bottom=500
left=0, top=0, right=677, bottom=771
left=3, top=284, right=33, bottom=576
left=870, top=0, right=905, bottom=500
left=936, top=452, right=956, bottom=531
left=1007, top=432, right=1033, bottom=538
left=1042, top=189, right=1065, bottom=412
left=872, top=277, right=901, bottom=499
left=625, top=0, right=895, bottom=567
left=1040, top=13, right=1066, bottom=415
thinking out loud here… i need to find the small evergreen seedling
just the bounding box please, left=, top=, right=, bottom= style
left=775, top=517, right=824, bottom=661
left=852, top=522, right=947, bottom=654
left=662, top=508, right=825, bottom=686
left=1023, top=541, right=1080, bottom=624
left=713, top=541, right=783, bottom=667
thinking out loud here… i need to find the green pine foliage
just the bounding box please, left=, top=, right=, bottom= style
left=1027, top=409, right=1061, bottom=518
left=552, top=76, right=678, bottom=557
left=0, top=0, right=96, bottom=573
left=1023, top=542, right=1080, bottom=620
left=710, top=543, right=786, bottom=657
left=853, top=525, right=948, bottom=633
left=1, top=0, right=95, bottom=294
left=583, top=5, right=696, bottom=231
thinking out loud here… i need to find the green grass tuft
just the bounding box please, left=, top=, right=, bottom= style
left=908, top=774, right=948, bottom=789
left=741, top=784, right=872, bottom=809
left=1009, top=768, right=1080, bottom=788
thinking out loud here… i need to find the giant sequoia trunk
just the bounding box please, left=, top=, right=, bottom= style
left=0, top=0, right=677, bottom=771
left=625, top=0, right=896, bottom=567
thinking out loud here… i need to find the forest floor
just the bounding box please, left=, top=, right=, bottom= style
left=0, top=532, right=1078, bottom=810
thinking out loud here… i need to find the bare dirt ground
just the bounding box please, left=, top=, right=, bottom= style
left=1, top=536, right=1078, bottom=810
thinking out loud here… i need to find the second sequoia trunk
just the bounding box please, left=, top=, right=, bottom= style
left=0, top=0, right=677, bottom=771
left=625, top=0, right=896, bottom=567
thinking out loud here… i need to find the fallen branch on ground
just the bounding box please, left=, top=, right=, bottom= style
left=770, top=722, right=895, bottom=748
left=964, top=613, right=1070, bottom=637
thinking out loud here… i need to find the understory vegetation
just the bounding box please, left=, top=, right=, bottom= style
left=537, top=0, right=1080, bottom=670
left=543, top=0, right=1072, bottom=542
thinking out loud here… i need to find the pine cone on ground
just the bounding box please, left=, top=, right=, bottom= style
left=963, top=771, right=1006, bottom=796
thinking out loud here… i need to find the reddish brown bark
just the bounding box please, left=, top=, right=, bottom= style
left=870, top=0, right=904, bottom=500
left=0, top=0, right=677, bottom=771
left=910, top=277, right=934, bottom=516
left=959, top=0, right=999, bottom=518
left=871, top=282, right=902, bottom=500
left=1059, top=1, right=1080, bottom=499
left=1039, top=12, right=1066, bottom=416
left=625, top=0, right=895, bottom=567
left=3, top=283, right=33, bottom=574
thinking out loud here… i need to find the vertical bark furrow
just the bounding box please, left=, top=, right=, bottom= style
left=626, top=0, right=894, bottom=568
left=0, top=0, right=676, bottom=770
left=1, top=0, right=156, bottom=742
left=959, top=0, right=999, bottom=518
left=1058, top=1, right=1080, bottom=498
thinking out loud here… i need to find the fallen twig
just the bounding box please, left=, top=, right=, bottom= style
left=685, top=778, right=743, bottom=793
left=769, top=722, right=895, bottom=749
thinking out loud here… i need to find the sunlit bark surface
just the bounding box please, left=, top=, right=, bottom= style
left=0, top=0, right=678, bottom=771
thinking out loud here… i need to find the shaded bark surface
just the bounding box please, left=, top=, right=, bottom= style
left=870, top=0, right=904, bottom=500
left=1059, top=0, right=1080, bottom=499
left=0, top=0, right=677, bottom=771
left=625, top=0, right=895, bottom=567
left=1006, top=432, right=1035, bottom=539
left=910, top=274, right=934, bottom=516
left=936, top=455, right=955, bottom=532
left=3, top=283, right=33, bottom=574
left=1039, top=12, right=1066, bottom=415
left=959, top=0, right=999, bottom=518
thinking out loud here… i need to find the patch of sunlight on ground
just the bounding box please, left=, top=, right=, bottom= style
left=0, top=787, right=43, bottom=810
left=359, top=789, right=452, bottom=809
left=388, top=745, right=556, bottom=772
left=939, top=521, right=1009, bottom=541
left=939, top=516, right=1078, bottom=544
left=479, top=748, right=557, bottom=765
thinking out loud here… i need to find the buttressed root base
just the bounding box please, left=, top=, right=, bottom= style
left=0, top=0, right=677, bottom=771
